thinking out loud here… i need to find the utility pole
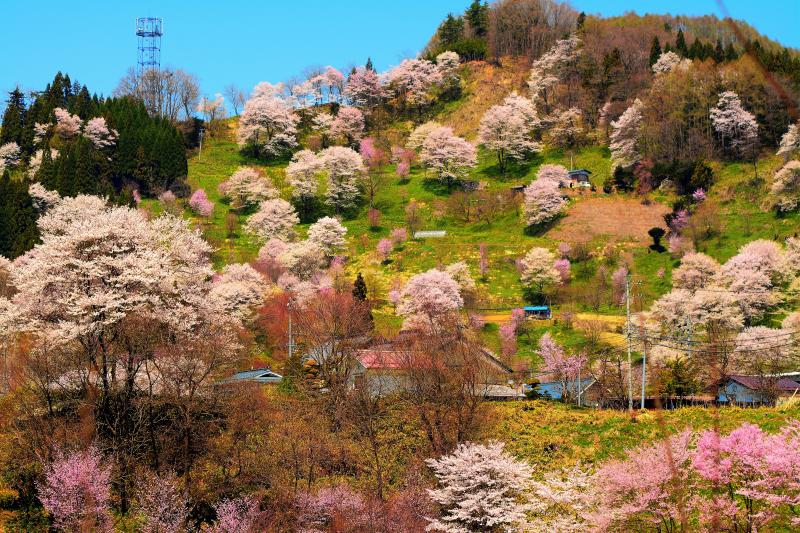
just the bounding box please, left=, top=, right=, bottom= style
left=625, top=276, right=633, bottom=411
left=641, top=334, right=647, bottom=410
left=287, top=312, right=295, bottom=359
left=198, top=127, right=205, bottom=159
left=577, top=365, right=582, bottom=407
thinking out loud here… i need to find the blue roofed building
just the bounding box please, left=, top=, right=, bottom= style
left=523, top=305, right=551, bottom=320
left=219, top=368, right=283, bottom=385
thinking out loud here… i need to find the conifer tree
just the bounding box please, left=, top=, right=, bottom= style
left=465, top=0, right=489, bottom=37
left=352, top=272, right=368, bottom=301
left=675, top=29, right=688, bottom=57
left=0, top=88, right=26, bottom=146
left=649, top=36, right=662, bottom=65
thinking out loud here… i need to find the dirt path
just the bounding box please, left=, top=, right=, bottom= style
left=550, top=197, right=670, bottom=245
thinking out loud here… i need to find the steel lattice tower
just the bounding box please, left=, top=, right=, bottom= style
left=136, top=17, right=163, bottom=76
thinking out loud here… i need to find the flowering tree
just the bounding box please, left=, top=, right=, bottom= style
left=330, top=106, right=365, bottom=146
left=692, top=423, right=800, bottom=531
left=609, top=99, right=644, bottom=169
left=135, top=472, right=187, bottom=533
left=319, top=146, right=365, bottom=212
left=83, top=117, right=117, bottom=149
left=420, top=126, right=477, bottom=187
left=377, top=238, right=393, bottom=262
left=554, top=258, right=571, bottom=283
left=398, top=268, right=463, bottom=327
left=296, top=484, right=368, bottom=532
left=209, top=495, right=260, bottom=533
left=548, top=107, right=586, bottom=151
left=445, top=261, right=477, bottom=299
left=208, top=263, right=268, bottom=320
left=38, top=447, right=112, bottom=532
left=538, top=333, right=586, bottom=400
left=426, top=441, right=532, bottom=532
left=651, top=51, right=683, bottom=73
left=519, top=247, right=561, bottom=295
left=771, top=160, right=800, bottom=212
left=529, top=465, right=593, bottom=533
left=278, top=240, right=326, bottom=280
left=593, top=431, right=693, bottom=531
left=672, top=252, right=720, bottom=292
left=237, top=82, right=299, bottom=157
left=0, top=141, right=20, bottom=173
left=407, top=121, right=442, bottom=152
left=344, top=67, right=385, bottom=109
left=523, top=178, right=567, bottom=226
left=688, top=289, right=744, bottom=333
left=778, top=122, right=800, bottom=158
left=53, top=107, right=83, bottom=138
left=436, top=51, right=461, bottom=93
left=219, top=167, right=278, bottom=208
left=286, top=149, right=322, bottom=214
left=28, top=182, right=61, bottom=212
left=386, top=58, right=443, bottom=111
left=390, top=227, right=408, bottom=246
left=478, top=92, right=541, bottom=171
left=27, top=147, right=58, bottom=178
left=710, top=91, right=758, bottom=161
left=197, top=93, right=226, bottom=128
left=307, top=216, right=348, bottom=256
left=245, top=198, right=299, bottom=242
left=188, top=188, right=214, bottom=217
left=537, top=164, right=569, bottom=184
left=528, top=36, right=581, bottom=110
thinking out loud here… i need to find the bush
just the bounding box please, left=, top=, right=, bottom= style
left=169, top=180, right=192, bottom=199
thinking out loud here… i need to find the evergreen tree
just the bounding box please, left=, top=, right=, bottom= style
left=1, top=88, right=26, bottom=146
left=725, top=43, right=738, bottom=61
left=675, top=29, right=688, bottom=57
left=649, top=36, right=662, bottom=66
left=352, top=272, right=368, bottom=301
left=438, top=14, right=465, bottom=46
left=576, top=11, right=586, bottom=30
left=365, top=57, right=374, bottom=71
left=714, top=39, right=725, bottom=62
left=465, top=0, right=489, bottom=37
left=0, top=171, right=39, bottom=258
left=688, top=38, right=703, bottom=60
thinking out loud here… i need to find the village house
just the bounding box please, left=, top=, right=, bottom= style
left=717, top=374, right=800, bottom=405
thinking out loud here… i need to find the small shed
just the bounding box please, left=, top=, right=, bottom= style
left=414, top=230, right=447, bottom=239
left=568, top=169, right=592, bottom=187
left=462, top=180, right=480, bottom=192
left=220, top=368, right=283, bottom=385
left=510, top=184, right=527, bottom=195
left=531, top=377, right=598, bottom=406
left=523, top=305, right=551, bottom=320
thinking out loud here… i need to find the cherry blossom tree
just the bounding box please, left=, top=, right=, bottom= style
left=386, top=58, right=443, bottom=110
left=330, top=106, right=365, bottom=146
left=237, top=82, right=299, bottom=157
left=0, top=142, right=20, bottom=173
left=245, top=198, right=299, bottom=242
left=444, top=261, right=477, bottom=299
left=188, top=188, right=214, bottom=217
left=295, top=484, right=368, bottom=531
left=391, top=227, right=408, bottom=246
left=538, top=333, right=587, bottom=400
left=554, top=258, right=571, bottom=283
left=528, top=36, right=582, bottom=110
left=307, top=216, right=348, bottom=256
left=38, top=446, right=113, bottom=532
left=319, top=146, right=365, bottom=212
left=523, top=178, right=567, bottom=226
left=398, top=268, right=463, bottom=327
left=479, top=92, right=541, bottom=170
left=53, top=107, right=83, bottom=138
left=27, top=147, right=58, bottom=178
left=436, top=51, right=461, bottom=93
left=286, top=149, right=322, bottom=213
left=208, top=263, right=268, bottom=320
left=719, top=239, right=786, bottom=285
left=426, top=441, right=532, bottom=533
left=420, top=126, right=477, bottom=187
left=548, top=108, right=586, bottom=151
left=519, top=247, right=561, bottom=294
left=344, top=67, right=385, bottom=109
left=528, top=464, right=593, bottom=533
left=536, top=164, right=569, bottom=184
left=28, top=182, right=61, bottom=212
left=692, top=423, right=800, bottom=531
left=651, top=51, right=683, bottom=73
left=710, top=91, right=759, bottom=162
left=135, top=472, right=187, bottom=533
left=377, top=238, right=393, bottom=262
left=609, top=99, right=644, bottom=169
left=83, top=117, right=117, bottom=149
left=197, top=93, right=226, bottom=128
left=278, top=240, right=326, bottom=280
left=407, top=121, right=442, bottom=152
left=777, top=122, right=800, bottom=158
left=219, top=167, right=278, bottom=208
left=770, top=160, right=800, bottom=212
left=209, top=495, right=261, bottom=533
left=672, top=252, right=720, bottom=292
left=323, top=66, right=345, bottom=103
left=592, top=431, right=693, bottom=531
left=688, top=288, right=744, bottom=333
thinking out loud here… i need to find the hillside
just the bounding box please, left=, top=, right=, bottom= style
left=4, top=1, right=800, bottom=531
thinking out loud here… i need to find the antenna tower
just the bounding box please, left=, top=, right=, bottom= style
left=136, top=17, right=163, bottom=76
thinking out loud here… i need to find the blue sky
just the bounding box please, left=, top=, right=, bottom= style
left=0, top=0, right=797, bottom=107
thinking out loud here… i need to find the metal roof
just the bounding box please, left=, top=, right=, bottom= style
left=220, top=368, right=283, bottom=385
left=523, top=305, right=550, bottom=311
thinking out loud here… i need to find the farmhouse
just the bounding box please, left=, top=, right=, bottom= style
left=717, top=374, right=800, bottom=405
left=218, top=368, right=283, bottom=385
left=351, top=343, right=515, bottom=397
left=532, top=377, right=600, bottom=406
left=566, top=168, right=592, bottom=187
